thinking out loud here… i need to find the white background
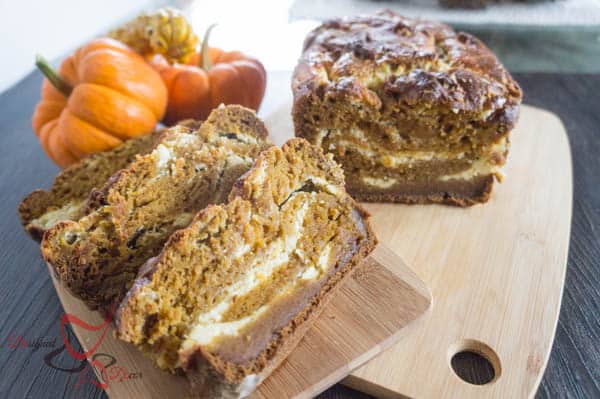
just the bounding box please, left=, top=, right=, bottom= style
left=0, top=0, right=317, bottom=93
left=0, top=0, right=156, bottom=92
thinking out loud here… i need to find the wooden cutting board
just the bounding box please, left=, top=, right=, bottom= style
left=264, top=79, right=572, bottom=398
left=345, top=105, right=572, bottom=399
left=47, top=243, right=431, bottom=399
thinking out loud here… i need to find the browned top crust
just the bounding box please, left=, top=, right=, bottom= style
left=293, top=10, right=522, bottom=123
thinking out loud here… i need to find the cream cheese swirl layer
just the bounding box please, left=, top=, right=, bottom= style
left=182, top=192, right=336, bottom=348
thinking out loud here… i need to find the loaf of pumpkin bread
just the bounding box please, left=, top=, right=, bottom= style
left=42, top=105, right=271, bottom=311
left=116, top=138, right=376, bottom=398
left=293, top=11, right=522, bottom=206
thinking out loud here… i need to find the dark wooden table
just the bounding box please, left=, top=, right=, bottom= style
left=0, top=72, right=598, bottom=399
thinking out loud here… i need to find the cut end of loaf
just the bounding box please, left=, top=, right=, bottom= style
left=292, top=11, right=521, bottom=206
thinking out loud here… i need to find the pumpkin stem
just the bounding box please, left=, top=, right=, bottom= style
left=35, top=55, right=73, bottom=97
left=199, top=24, right=217, bottom=70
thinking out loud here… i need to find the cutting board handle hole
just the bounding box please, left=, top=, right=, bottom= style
left=448, top=339, right=501, bottom=385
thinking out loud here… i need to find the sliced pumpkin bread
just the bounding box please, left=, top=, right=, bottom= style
left=116, top=138, right=377, bottom=398
left=19, top=130, right=163, bottom=241
left=42, top=105, right=271, bottom=311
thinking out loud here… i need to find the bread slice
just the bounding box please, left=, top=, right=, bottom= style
left=116, top=138, right=377, bottom=398
left=19, top=130, right=162, bottom=241
left=41, top=105, right=271, bottom=311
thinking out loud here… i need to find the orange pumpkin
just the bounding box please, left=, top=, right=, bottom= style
left=32, top=38, right=167, bottom=168
left=150, top=26, right=266, bottom=126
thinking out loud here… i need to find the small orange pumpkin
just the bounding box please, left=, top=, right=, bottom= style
left=150, top=25, right=266, bottom=126
left=32, top=38, right=167, bottom=168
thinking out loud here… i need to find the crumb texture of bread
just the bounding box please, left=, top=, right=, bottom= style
left=116, top=138, right=376, bottom=398
left=41, top=105, right=270, bottom=311
left=292, top=10, right=522, bottom=206
left=18, top=131, right=162, bottom=241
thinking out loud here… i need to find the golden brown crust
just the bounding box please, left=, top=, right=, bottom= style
left=293, top=10, right=521, bottom=121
